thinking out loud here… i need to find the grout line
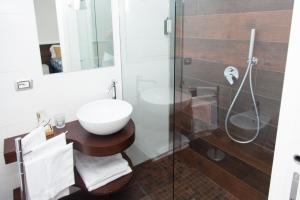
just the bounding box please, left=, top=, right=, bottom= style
left=175, top=36, right=290, bottom=45
left=179, top=9, right=293, bottom=18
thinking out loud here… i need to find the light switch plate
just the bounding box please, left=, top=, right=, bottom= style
left=15, top=79, right=33, bottom=91
left=289, top=172, right=299, bottom=200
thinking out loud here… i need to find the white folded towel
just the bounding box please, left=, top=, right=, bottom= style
left=24, top=133, right=67, bottom=161
left=21, top=126, right=46, bottom=155
left=75, top=152, right=132, bottom=191
left=87, top=167, right=132, bottom=191
left=23, top=133, right=74, bottom=200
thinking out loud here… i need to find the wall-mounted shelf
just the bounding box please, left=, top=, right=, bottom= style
left=4, top=119, right=135, bottom=164
left=3, top=119, right=135, bottom=199
left=13, top=154, right=134, bottom=199
left=74, top=153, right=133, bottom=196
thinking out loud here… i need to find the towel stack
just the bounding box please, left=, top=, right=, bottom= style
left=75, top=151, right=132, bottom=191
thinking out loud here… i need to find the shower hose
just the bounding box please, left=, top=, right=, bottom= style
left=225, top=60, right=260, bottom=144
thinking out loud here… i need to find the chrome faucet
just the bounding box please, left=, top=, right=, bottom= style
left=107, top=80, right=117, bottom=99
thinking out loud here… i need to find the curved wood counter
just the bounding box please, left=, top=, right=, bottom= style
left=62, top=119, right=135, bottom=157
left=3, top=120, right=135, bottom=163
left=4, top=119, right=136, bottom=198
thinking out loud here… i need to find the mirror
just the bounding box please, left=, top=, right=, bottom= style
left=33, top=0, right=115, bottom=75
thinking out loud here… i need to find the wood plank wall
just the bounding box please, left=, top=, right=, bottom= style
left=175, top=0, right=294, bottom=151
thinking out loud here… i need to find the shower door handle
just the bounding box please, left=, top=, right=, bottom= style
left=164, top=17, right=172, bottom=35
left=290, top=172, right=299, bottom=200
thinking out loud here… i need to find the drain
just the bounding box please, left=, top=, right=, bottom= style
left=207, top=148, right=225, bottom=162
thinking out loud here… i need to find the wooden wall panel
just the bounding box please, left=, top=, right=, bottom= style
left=178, top=39, right=288, bottom=73
left=176, top=0, right=294, bottom=152
left=182, top=0, right=294, bottom=15
left=177, top=10, right=292, bottom=43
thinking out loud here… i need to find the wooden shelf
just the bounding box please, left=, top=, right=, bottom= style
left=5, top=119, right=135, bottom=199
left=195, top=129, right=273, bottom=175
left=3, top=120, right=135, bottom=164
left=74, top=153, right=133, bottom=196
left=13, top=154, right=133, bottom=199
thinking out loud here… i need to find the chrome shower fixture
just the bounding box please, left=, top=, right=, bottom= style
left=224, top=66, right=239, bottom=85
left=225, top=28, right=260, bottom=144
left=248, top=29, right=258, bottom=65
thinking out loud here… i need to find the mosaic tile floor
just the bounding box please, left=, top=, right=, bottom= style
left=65, top=148, right=238, bottom=200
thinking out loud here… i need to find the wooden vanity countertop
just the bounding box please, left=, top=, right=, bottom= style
left=3, top=119, right=135, bottom=164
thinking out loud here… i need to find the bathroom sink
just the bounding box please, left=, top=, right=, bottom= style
left=77, top=99, right=133, bottom=135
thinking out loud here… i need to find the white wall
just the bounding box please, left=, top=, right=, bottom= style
left=268, top=0, right=300, bottom=199
left=33, top=0, right=60, bottom=44
left=0, top=0, right=122, bottom=199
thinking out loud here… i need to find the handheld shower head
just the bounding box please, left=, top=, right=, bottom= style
left=224, top=29, right=260, bottom=144
left=248, top=29, right=256, bottom=61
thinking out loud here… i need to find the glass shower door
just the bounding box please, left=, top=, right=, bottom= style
left=120, top=0, right=175, bottom=163
left=119, top=0, right=174, bottom=200
left=120, top=0, right=175, bottom=199
left=174, top=0, right=294, bottom=199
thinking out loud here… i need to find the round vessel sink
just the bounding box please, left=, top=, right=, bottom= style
left=77, top=99, right=133, bottom=135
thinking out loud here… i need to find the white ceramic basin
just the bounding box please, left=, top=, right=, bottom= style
left=77, top=99, right=133, bottom=135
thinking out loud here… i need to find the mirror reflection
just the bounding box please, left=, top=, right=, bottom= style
left=33, top=0, right=115, bottom=75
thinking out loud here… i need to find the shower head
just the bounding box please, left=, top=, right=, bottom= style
left=248, top=29, right=256, bottom=61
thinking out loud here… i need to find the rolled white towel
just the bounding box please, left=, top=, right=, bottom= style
left=75, top=152, right=132, bottom=190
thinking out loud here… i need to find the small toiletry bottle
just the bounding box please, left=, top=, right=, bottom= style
left=36, top=111, right=54, bottom=139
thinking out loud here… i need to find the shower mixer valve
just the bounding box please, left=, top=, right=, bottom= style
left=224, top=66, right=239, bottom=85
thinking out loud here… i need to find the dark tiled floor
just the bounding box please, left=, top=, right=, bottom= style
left=65, top=148, right=237, bottom=200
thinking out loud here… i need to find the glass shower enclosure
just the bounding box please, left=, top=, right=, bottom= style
left=120, top=0, right=176, bottom=198
left=120, top=0, right=175, bottom=164
left=173, top=0, right=294, bottom=199
left=120, top=0, right=294, bottom=199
